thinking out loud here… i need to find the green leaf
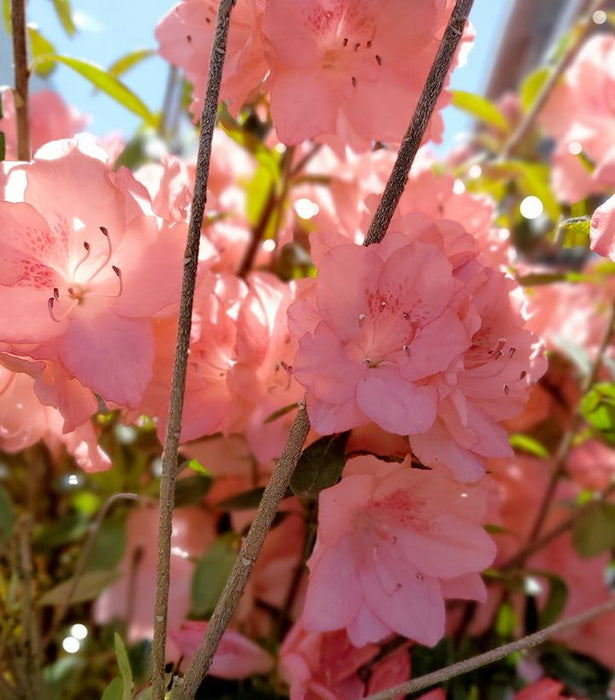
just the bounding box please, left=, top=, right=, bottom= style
left=84, top=515, right=126, bottom=572
left=114, top=633, right=134, bottom=700
left=509, top=433, right=549, bottom=458
left=560, top=218, right=590, bottom=248
left=51, top=0, right=76, bottom=36
left=191, top=533, right=238, bottom=618
left=101, top=677, right=124, bottom=700
left=174, top=474, right=213, bottom=507
left=214, top=487, right=266, bottom=511
left=291, top=432, right=349, bottom=498
left=37, top=569, right=118, bottom=606
left=264, top=402, right=300, bottom=424
left=27, top=26, right=57, bottom=77
left=495, top=601, right=517, bottom=637
left=520, top=67, right=551, bottom=113
left=572, top=501, right=615, bottom=557
left=31, top=55, right=155, bottom=124
left=525, top=570, right=568, bottom=627
left=0, top=484, right=14, bottom=546
left=108, top=48, right=156, bottom=79
left=185, top=459, right=211, bottom=475
left=2, top=0, right=10, bottom=33
left=450, top=90, right=510, bottom=132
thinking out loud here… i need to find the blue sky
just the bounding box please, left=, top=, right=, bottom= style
left=16, top=0, right=511, bottom=150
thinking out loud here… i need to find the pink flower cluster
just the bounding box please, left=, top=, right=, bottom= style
left=290, top=214, right=545, bottom=481
left=156, top=0, right=467, bottom=147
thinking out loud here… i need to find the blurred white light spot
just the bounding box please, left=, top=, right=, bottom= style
left=114, top=424, right=137, bottom=444
left=72, top=217, right=85, bottom=232
left=523, top=576, right=543, bottom=596
left=452, top=179, right=465, bottom=194
left=262, top=239, right=276, bottom=253
left=568, top=141, right=583, bottom=156
left=294, top=198, right=320, bottom=219
left=67, top=474, right=80, bottom=486
left=70, top=624, right=88, bottom=640
left=62, top=636, right=81, bottom=654
left=498, top=228, right=511, bottom=241
left=520, top=196, right=543, bottom=220
left=468, top=164, right=482, bottom=179
left=171, top=545, right=190, bottom=559
left=593, top=10, right=607, bottom=24
left=274, top=144, right=286, bottom=154
left=151, top=457, right=163, bottom=478
left=460, top=492, right=468, bottom=498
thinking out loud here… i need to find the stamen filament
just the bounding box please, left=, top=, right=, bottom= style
left=71, top=241, right=91, bottom=279
left=84, top=226, right=113, bottom=284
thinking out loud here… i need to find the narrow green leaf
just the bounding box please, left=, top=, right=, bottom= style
left=214, top=487, right=266, bottom=511
left=101, top=677, right=124, bottom=700
left=51, top=0, right=76, bottom=36
left=509, top=433, right=549, bottom=458
left=174, top=474, right=212, bottom=508
left=27, top=26, right=57, bottom=77
left=185, top=459, right=211, bottom=475
left=0, top=484, right=14, bottom=546
left=114, top=633, right=134, bottom=700
left=37, top=569, right=118, bottom=606
left=31, top=55, right=155, bottom=124
left=573, top=501, right=615, bottom=557
left=291, top=432, right=350, bottom=498
left=2, top=0, right=10, bottom=34
left=108, top=48, right=156, bottom=79
left=451, top=90, right=510, bottom=132
left=264, top=402, right=300, bottom=424
left=520, top=67, right=551, bottom=113
left=191, top=533, right=239, bottom=618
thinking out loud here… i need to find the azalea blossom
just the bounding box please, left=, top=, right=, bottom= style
left=302, top=456, right=495, bottom=647
left=0, top=138, right=186, bottom=409
left=290, top=215, right=545, bottom=481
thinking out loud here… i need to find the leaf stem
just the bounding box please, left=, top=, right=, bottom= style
left=363, top=596, right=615, bottom=700
left=363, top=0, right=474, bottom=246
left=150, top=1, right=235, bottom=697
left=10, top=0, right=30, bottom=160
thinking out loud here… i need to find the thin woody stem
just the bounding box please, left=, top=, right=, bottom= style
left=498, top=0, right=605, bottom=160
left=150, top=1, right=235, bottom=697
left=171, top=3, right=475, bottom=698
left=363, top=597, right=615, bottom=700
left=363, top=0, right=474, bottom=246
left=11, top=0, right=30, bottom=161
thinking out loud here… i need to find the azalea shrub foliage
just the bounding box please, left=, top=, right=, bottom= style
left=4, top=1, right=615, bottom=699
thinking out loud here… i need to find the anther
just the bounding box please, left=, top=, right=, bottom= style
left=351, top=76, right=357, bottom=87
left=71, top=240, right=92, bottom=278
left=375, top=54, right=382, bottom=65
left=112, top=265, right=123, bottom=296
left=342, top=37, right=348, bottom=46
left=402, top=311, right=410, bottom=320
left=504, top=384, right=510, bottom=395
left=519, top=370, right=527, bottom=380
left=366, top=40, right=372, bottom=48
left=403, top=344, right=410, bottom=356
left=380, top=301, right=387, bottom=309
left=53, top=287, right=60, bottom=301
left=509, top=347, right=516, bottom=357
left=353, top=42, right=360, bottom=51
left=358, top=313, right=366, bottom=326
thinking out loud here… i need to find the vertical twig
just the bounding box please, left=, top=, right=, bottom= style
left=171, top=2, right=474, bottom=698
left=150, top=1, right=235, bottom=697
left=498, top=0, right=605, bottom=160
left=363, top=0, right=474, bottom=246
left=10, top=0, right=30, bottom=161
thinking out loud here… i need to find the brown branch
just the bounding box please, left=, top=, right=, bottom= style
left=170, top=4, right=476, bottom=696
left=171, top=404, right=311, bottom=699
left=363, top=0, right=474, bottom=246
left=363, top=597, right=615, bottom=700
left=498, top=0, right=605, bottom=160
left=10, top=0, right=30, bottom=160
left=150, top=1, right=235, bottom=697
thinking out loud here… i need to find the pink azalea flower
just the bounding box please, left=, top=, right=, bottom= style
left=262, top=0, right=461, bottom=147
left=290, top=215, right=544, bottom=481
left=0, top=358, right=110, bottom=471
left=541, top=35, right=615, bottom=202
left=302, top=456, right=495, bottom=647
left=156, top=0, right=268, bottom=119
left=590, top=193, right=615, bottom=261
left=0, top=89, right=89, bottom=160
left=172, top=620, right=275, bottom=678
left=0, top=139, right=186, bottom=408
